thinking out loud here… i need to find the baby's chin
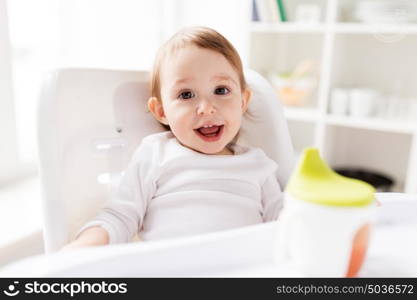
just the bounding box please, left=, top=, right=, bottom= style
left=183, top=141, right=230, bottom=155
left=198, top=147, right=229, bottom=155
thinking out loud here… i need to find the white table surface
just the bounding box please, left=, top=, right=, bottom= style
left=1, top=193, right=416, bottom=277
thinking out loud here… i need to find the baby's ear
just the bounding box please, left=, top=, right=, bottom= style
left=241, top=88, right=252, bottom=113
left=147, top=97, right=168, bottom=125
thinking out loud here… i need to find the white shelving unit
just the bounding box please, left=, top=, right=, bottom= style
left=246, top=0, right=417, bottom=194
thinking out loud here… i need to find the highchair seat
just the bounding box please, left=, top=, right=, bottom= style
left=37, top=68, right=295, bottom=253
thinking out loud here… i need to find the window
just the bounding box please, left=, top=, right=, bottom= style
left=5, top=0, right=165, bottom=172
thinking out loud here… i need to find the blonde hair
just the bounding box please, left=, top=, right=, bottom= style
left=150, top=26, right=247, bottom=102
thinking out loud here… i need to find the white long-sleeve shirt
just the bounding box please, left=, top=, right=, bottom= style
left=78, top=131, right=283, bottom=243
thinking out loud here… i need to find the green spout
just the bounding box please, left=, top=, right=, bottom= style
left=287, top=148, right=375, bottom=207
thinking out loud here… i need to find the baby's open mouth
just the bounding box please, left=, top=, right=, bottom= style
left=194, top=125, right=224, bottom=142
left=197, top=125, right=222, bottom=136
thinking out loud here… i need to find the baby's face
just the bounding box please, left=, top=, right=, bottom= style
left=155, top=45, right=250, bottom=155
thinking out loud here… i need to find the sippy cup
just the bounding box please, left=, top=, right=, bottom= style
left=275, top=147, right=376, bottom=277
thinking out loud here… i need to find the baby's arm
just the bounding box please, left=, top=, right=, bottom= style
left=61, top=226, right=109, bottom=251
left=261, top=174, right=284, bottom=222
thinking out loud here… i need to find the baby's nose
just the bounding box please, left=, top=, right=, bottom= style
left=197, top=99, right=216, bottom=115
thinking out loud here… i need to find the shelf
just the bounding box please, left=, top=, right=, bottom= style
left=249, top=22, right=326, bottom=33
left=325, top=115, right=417, bottom=135
left=250, top=22, right=417, bottom=35
left=248, top=0, right=417, bottom=194
left=334, top=23, right=417, bottom=34
left=284, top=107, right=321, bottom=122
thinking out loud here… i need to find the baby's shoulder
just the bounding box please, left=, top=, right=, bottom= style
left=131, top=131, right=174, bottom=162
left=141, top=131, right=174, bottom=145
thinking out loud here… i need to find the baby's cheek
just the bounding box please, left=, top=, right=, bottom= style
left=228, top=107, right=244, bottom=125
left=171, top=115, right=194, bottom=137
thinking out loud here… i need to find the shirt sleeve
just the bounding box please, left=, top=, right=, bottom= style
left=75, top=139, right=157, bottom=244
left=261, top=174, right=283, bottom=222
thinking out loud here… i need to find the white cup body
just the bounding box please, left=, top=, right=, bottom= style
left=330, top=88, right=349, bottom=115
left=349, top=88, right=377, bottom=117
left=275, top=194, right=375, bottom=277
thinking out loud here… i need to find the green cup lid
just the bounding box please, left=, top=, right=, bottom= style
left=287, top=148, right=375, bottom=207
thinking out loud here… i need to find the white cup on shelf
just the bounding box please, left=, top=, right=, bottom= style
left=330, top=88, right=350, bottom=115
left=349, top=88, right=378, bottom=118
left=401, top=98, right=415, bottom=122
left=410, top=99, right=417, bottom=122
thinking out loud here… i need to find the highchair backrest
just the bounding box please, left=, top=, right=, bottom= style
left=37, top=68, right=295, bottom=253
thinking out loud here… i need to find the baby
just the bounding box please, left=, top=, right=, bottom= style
left=63, top=26, right=283, bottom=249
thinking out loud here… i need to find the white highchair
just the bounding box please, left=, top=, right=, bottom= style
left=37, top=68, right=295, bottom=253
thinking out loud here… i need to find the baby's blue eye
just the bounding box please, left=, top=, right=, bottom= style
left=178, top=91, right=194, bottom=100
left=215, top=86, right=230, bottom=95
